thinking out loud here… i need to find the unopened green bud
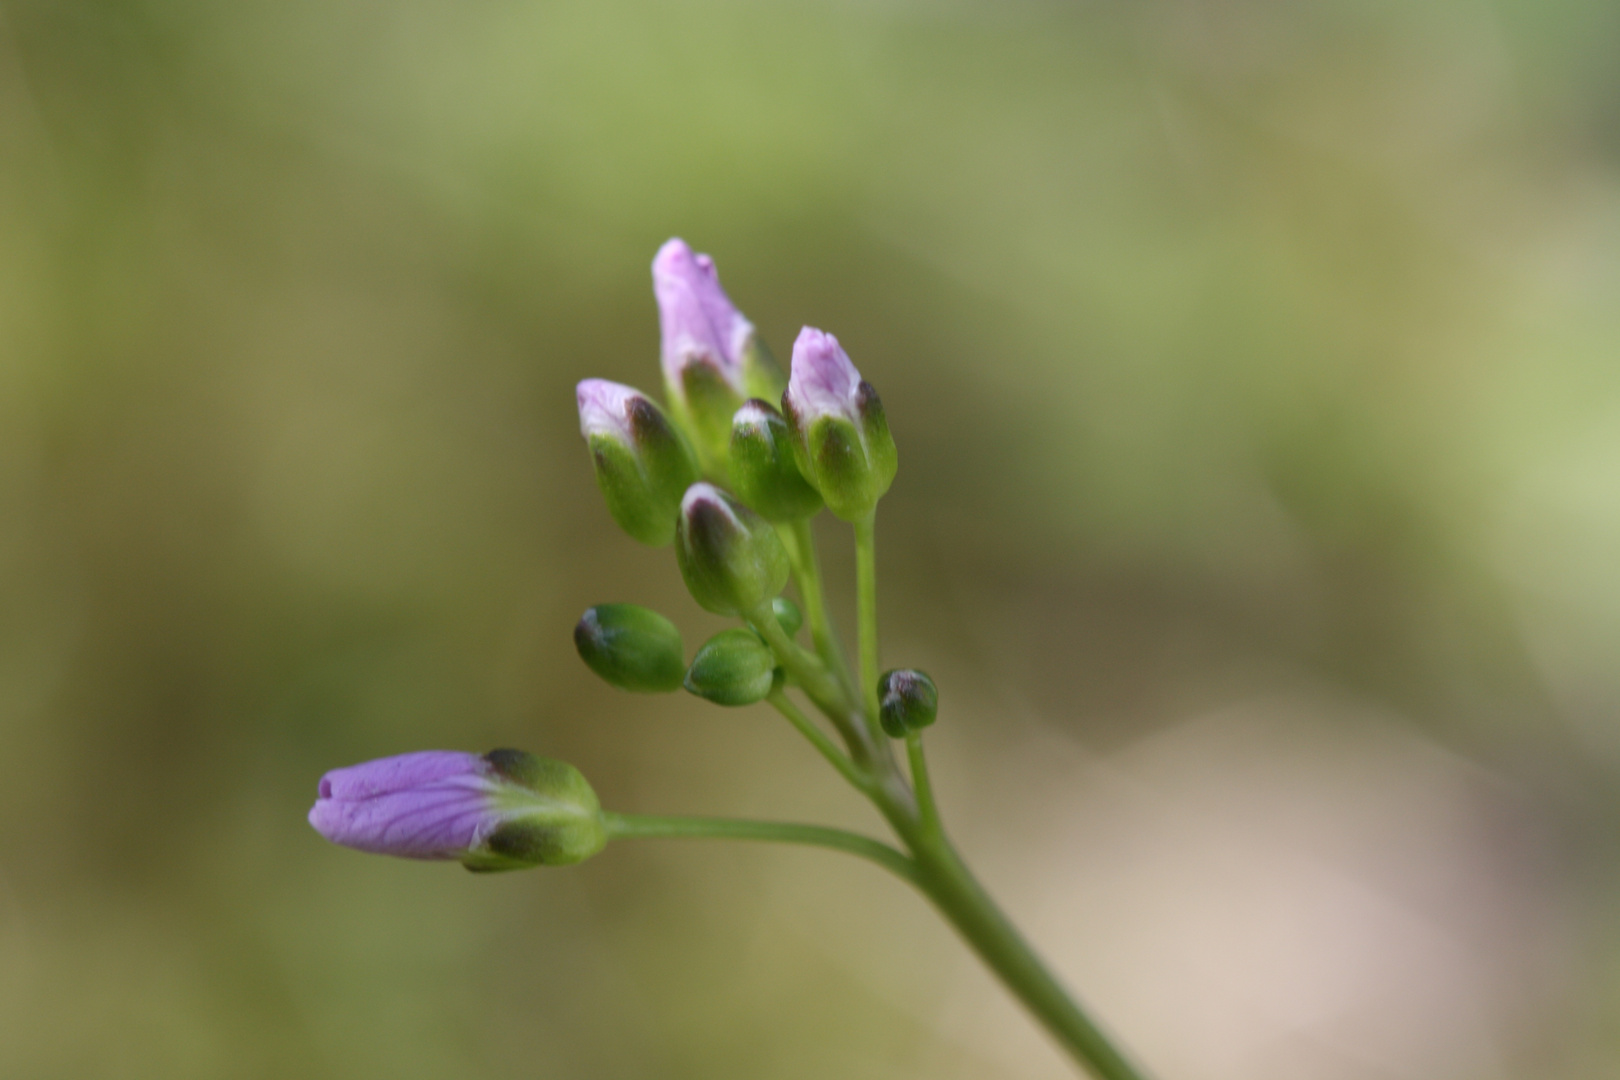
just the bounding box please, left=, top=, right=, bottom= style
left=675, top=483, right=791, bottom=616
left=730, top=399, right=823, bottom=522
left=684, top=628, right=780, bottom=706
left=577, top=379, right=700, bottom=546
left=878, top=669, right=938, bottom=737
left=782, top=328, right=897, bottom=521
left=574, top=604, right=686, bottom=693
left=771, top=596, right=803, bottom=637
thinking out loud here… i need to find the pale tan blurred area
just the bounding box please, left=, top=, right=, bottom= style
left=2, top=1, right=1619, bottom=1077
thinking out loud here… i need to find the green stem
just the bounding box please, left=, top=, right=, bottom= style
left=900, top=831, right=1152, bottom=1080
left=750, top=601, right=902, bottom=785
left=905, top=733, right=939, bottom=834
left=608, top=805, right=1148, bottom=1079
left=854, top=513, right=880, bottom=722
left=787, top=517, right=847, bottom=679
left=603, top=812, right=919, bottom=887
left=747, top=514, right=1144, bottom=1076
left=747, top=604, right=845, bottom=713
left=767, top=690, right=872, bottom=795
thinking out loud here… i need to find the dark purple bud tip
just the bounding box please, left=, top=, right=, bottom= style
left=878, top=669, right=938, bottom=738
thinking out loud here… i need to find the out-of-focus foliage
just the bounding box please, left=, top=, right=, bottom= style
left=1, top=1, right=1618, bottom=1077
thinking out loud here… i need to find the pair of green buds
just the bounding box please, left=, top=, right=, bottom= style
left=575, top=600, right=937, bottom=731
left=574, top=599, right=798, bottom=707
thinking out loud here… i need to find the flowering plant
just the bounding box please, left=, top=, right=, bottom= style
left=308, top=239, right=1149, bottom=1080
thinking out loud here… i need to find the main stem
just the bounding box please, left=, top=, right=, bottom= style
left=752, top=516, right=1149, bottom=1079
left=899, top=820, right=1151, bottom=1080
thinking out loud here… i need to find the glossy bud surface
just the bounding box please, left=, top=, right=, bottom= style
left=574, top=604, right=686, bottom=693
left=878, top=669, right=939, bottom=737
left=684, top=628, right=780, bottom=706
left=675, top=482, right=791, bottom=616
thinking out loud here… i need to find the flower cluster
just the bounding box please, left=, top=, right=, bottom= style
left=307, top=237, right=907, bottom=867
left=302, top=240, right=1145, bottom=1080
left=580, top=240, right=896, bottom=544
left=570, top=238, right=903, bottom=708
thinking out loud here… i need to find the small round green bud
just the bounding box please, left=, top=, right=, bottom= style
left=771, top=596, right=803, bottom=637
left=675, top=483, right=791, bottom=616
left=878, top=669, right=938, bottom=737
left=574, top=604, right=686, bottom=693
left=683, top=628, right=780, bottom=706
left=730, top=400, right=823, bottom=522
left=577, top=380, right=701, bottom=546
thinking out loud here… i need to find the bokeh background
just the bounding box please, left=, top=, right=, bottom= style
left=3, top=1, right=1620, bottom=1077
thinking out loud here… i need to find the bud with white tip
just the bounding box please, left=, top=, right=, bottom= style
left=577, top=379, right=700, bottom=546
left=674, top=482, right=790, bottom=616
left=730, top=399, right=823, bottom=522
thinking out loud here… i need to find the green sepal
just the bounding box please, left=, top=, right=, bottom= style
left=461, top=751, right=608, bottom=871
left=574, top=604, right=686, bottom=693
left=670, top=360, right=745, bottom=481
left=740, top=336, right=787, bottom=404
left=783, top=383, right=897, bottom=522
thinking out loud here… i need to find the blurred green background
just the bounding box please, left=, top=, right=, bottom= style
left=3, top=1, right=1620, bottom=1077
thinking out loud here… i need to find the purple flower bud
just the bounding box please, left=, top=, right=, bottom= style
left=653, top=239, right=784, bottom=474
left=785, top=328, right=863, bottom=422
left=575, top=378, right=642, bottom=444
left=653, top=239, right=755, bottom=391
left=782, top=328, right=897, bottom=521
left=309, top=749, right=607, bottom=871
